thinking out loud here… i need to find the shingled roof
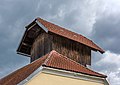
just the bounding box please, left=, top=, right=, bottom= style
left=36, top=18, right=104, bottom=53
left=0, top=50, right=107, bottom=85
left=17, top=17, right=104, bottom=56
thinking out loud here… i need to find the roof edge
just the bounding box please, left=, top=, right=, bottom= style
left=36, top=20, right=48, bottom=33
left=42, top=67, right=108, bottom=84
left=18, top=66, right=43, bottom=85
left=36, top=17, right=105, bottom=54
left=42, top=50, right=107, bottom=78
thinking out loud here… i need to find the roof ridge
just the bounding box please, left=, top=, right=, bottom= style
left=36, top=17, right=105, bottom=53
left=42, top=50, right=56, bottom=65
left=41, top=50, right=86, bottom=67
left=59, top=52, right=106, bottom=77
left=0, top=50, right=106, bottom=85
left=84, top=67, right=107, bottom=77
left=37, top=17, right=89, bottom=39
left=54, top=51, right=85, bottom=66
left=49, top=51, right=92, bottom=70
left=43, top=50, right=106, bottom=78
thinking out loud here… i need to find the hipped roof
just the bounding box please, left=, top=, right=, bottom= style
left=0, top=50, right=107, bottom=85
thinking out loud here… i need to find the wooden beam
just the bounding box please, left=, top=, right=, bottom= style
left=27, top=23, right=37, bottom=31
left=22, top=42, right=32, bottom=47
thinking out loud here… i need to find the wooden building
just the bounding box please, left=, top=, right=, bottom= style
left=0, top=17, right=109, bottom=85
left=17, top=17, right=104, bottom=66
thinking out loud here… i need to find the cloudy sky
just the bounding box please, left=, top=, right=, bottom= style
left=0, top=0, right=120, bottom=85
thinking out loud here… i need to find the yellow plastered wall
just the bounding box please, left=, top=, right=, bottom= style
left=26, top=72, right=104, bottom=85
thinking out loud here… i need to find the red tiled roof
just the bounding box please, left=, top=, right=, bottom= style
left=0, top=55, right=48, bottom=85
left=36, top=18, right=105, bottom=53
left=43, top=50, right=106, bottom=78
left=0, top=50, right=106, bottom=85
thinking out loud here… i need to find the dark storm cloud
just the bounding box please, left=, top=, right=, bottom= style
left=90, top=1, right=120, bottom=84
left=0, top=0, right=37, bottom=78
left=92, top=14, right=120, bottom=54
left=0, top=0, right=120, bottom=85
left=0, top=0, right=86, bottom=78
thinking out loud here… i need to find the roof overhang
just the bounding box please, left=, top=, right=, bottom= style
left=36, top=20, right=48, bottom=33
left=17, top=18, right=105, bottom=57
left=17, top=19, right=48, bottom=56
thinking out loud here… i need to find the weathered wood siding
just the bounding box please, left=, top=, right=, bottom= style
left=31, top=32, right=91, bottom=66
left=30, top=32, right=52, bottom=62
left=51, top=33, right=91, bottom=66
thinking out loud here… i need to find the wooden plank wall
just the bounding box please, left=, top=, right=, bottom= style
left=51, top=33, right=91, bottom=66
left=30, top=32, right=51, bottom=62
left=30, top=32, right=91, bottom=66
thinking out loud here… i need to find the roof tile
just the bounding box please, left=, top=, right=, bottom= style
left=36, top=18, right=105, bottom=53
left=44, top=50, right=107, bottom=78
left=0, top=50, right=106, bottom=85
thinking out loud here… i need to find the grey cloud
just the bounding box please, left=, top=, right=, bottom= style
left=0, top=0, right=120, bottom=85
left=35, top=0, right=96, bottom=36
left=92, top=52, right=118, bottom=72
left=91, top=51, right=120, bottom=85
left=0, top=0, right=96, bottom=78
left=91, top=14, right=120, bottom=54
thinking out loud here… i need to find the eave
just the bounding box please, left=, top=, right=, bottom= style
left=17, top=18, right=105, bottom=56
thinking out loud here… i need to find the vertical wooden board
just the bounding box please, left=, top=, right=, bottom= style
left=40, top=33, right=45, bottom=57
left=44, top=33, right=48, bottom=54
left=30, top=32, right=91, bottom=66
left=30, top=33, right=46, bottom=61
left=44, top=34, right=52, bottom=54
left=87, top=48, right=91, bottom=65
left=47, top=34, right=52, bottom=53
left=51, top=34, right=55, bottom=50
left=49, top=34, right=53, bottom=51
